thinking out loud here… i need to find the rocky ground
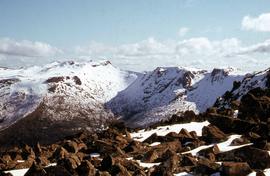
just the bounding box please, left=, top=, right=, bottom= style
left=0, top=87, right=270, bottom=176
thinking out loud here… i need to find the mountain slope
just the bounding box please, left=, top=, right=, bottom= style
left=107, top=67, right=245, bottom=127
left=0, top=60, right=137, bottom=144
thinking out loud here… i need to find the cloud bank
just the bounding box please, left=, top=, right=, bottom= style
left=0, top=36, right=269, bottom=72
left=242, top=13, right=270, bottom=32
left=0, top=38, right=61, bottom=57
left=0, top=38, right=62, bottom=68
left=75, top=37, right=270, bottom=72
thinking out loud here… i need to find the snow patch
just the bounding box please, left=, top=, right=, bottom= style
left=182, top=135, right=252, bottom=156
left=131, top=121, right=210, bottom=142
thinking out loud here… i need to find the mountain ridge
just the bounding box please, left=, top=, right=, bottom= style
left=0, top=60, right=269, bottom=144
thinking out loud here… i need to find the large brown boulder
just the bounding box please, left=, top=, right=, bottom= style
left=141, top=150, right=159, bottom=163
left=24, top=162, right=47, bottom=176
left=206, top=113, right=264, bottom=135
left=217, top=146, right=270, bottom=170
left=193, top=158, right=220, bottom=175
left=76, top=160, right=96, bottom=176
left=110, top=163, right=132, bottom=176
left=57, top=154, right=81, bottom=172
left=100, top=155, right=114, bottom=171
left=143, top=133, right=165, bottom=144
left=45, top=165, right=73, bottom=176
left=202, top=125, right=227, bottom=143
left=198, top=144, right=220, bottom=162
left=63, top=141, right=79, bottom=153
left=238, top=88, right=270, bottom=123
left=220, top=162, right=252, bottom=176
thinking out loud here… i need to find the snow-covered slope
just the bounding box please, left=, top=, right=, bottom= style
left=215, top=68, right=270, bottom=109
left=107, top=67, right=245, bottom=127
left=0, top=60, right=137, bottom=144
left=0, top=59, right=268, bottom=144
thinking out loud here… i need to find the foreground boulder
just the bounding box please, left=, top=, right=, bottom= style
left=217, top=146, right=270, bottom=170
left=220, top=162, right=252, bottom=176
left=202, top=125, right=227, bottom=143
left=238, top=87, right=270, bottom=123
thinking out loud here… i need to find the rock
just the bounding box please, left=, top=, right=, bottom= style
left=207, top=113, right=259, bottom=134
left=73, top=76, right=82, bottom=85
left=14, top=159, right=34, bottom=170
left=155, top=140, right=182, bottom=153
left=110, top=163, right=132, bottom=176
left=96, top=171, right=111, bottom=176
left=217, top=146, right=270, bottom=170
left=117, top=159, right=142, bottom=173
left=94, top=140, right=118, bottom=154
left=179, top=128, right=193, bottom=139
left=164, top=110, right=198, bottom=125
left=0, top=171, right=13, bottom=176
left=91, top=157, right=102, bottom=168
left=123, top=140, right=144, bottom=153
left=160, top=149, right=177, bottom=162
left=8, top=148, right=23, bottom=161
left=256, top=170, right=266, bottom=176
left=189, top=131, right=198, bottom=139
left=1, top=154, right=12, bottom=163
left=141, top=149, right=159, bottom=163
left=22, top=145, right=35, bottom=160
left=230, top=136, right=250, bottom=146
left=35, top=156, right=49, bottom=167
left=221, top=162, right=252, bottom=176
left=143, top=133, right=164, bottom=144
left=33, top=143, right=42, bottom=156
left=100, top=155, right=114, bottom=171
left=159, top=150, right=180, bottom=173
left=133, top=169, right=147, bottom=176
left=193, top=158, right=220, bottom=176
left=238, top=87, right=270, bottom=123
left=24, top=162, right=46, bottom=176
left=108, top=121, right=127, bottom=134
left=202, top=125, right=227, bottom=143
left=57, top=154, right=81, bottom=171
left=149, top=165, right=174, bottom=176
left=115, top=147, right=126, bottom=157
left=52, top=147, right=69, bottom=160
left=180, top=155, right=197, bottom=167
left=198, top=144, right=220, bottom=161
left=76, top=152, right=85, bottom=161
left=76, top=160, right=96, bottom=176
left=231, top=100, right=241, bottom=110
left=45, top=165, right=73, bottom=176
left=63, top=141, right=79, bottom=153
left=0, top=158, right=17, bottom=170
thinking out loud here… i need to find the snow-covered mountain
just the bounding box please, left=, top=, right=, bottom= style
left=0, top=60, right=137, bottom=144
left=107, top=67, right=247, bottom=127
left=0, top=60, right=269, bottom=144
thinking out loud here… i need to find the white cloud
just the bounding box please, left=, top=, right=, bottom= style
left=1, top=37, right=269, bottom=72
left=178, top=27, right=190, bottom=37
left=234, top=39, right=270, bottom=55
left=0, top=38, right=62, bottom=57
left=75, top=37, right=270, bottom=72
left=242, top=13, right=270, bottom=32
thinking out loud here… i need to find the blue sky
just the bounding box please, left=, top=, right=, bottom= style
left=0, top=0, right=270, bottom=71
